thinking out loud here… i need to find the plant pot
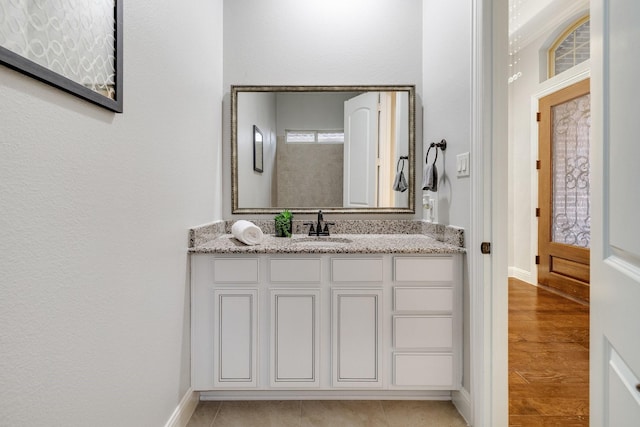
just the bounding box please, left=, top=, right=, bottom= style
left=275, top=219, right=292, bottom=237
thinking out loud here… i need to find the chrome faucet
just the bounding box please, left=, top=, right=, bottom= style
left=304, top=210, right=334, bottom=236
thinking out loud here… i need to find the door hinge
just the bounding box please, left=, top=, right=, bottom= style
left=535, top=255, right=540, bottom=265
left=536, top=160, right=541, bottom=170
left=536, top=208, right=540, bottom=217
left=481, top=242, right=491, bottom=254
left=536, top=112, right=541, bottom=122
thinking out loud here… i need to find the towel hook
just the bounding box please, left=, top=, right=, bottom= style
left=425, top=139, right=447, bottom=164
left=396, top=155, right=408, bottom=172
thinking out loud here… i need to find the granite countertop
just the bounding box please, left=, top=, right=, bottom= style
left=189, top=233, right=466, bottom=255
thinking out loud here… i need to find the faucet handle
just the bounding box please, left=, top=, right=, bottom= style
left=322, top=222, right=335, bottom=234
left=303, top=222, right=316, bottom=235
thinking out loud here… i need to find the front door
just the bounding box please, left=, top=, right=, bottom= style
left=538, top=79, right=591, bottom=302
left=591, top=0, right=640, bottom=424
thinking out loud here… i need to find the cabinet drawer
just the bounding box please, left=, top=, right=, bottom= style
left=394, top=257, right=453, bottom=282
left=213, top=258, right=259, bottom=283
left=394, top=287, right=453, bottom=312
left=269, top=258, right=321, bottom=283
left=331, top=258, right=383, bottom=282
left=393, top=353, right=454, bottom=387
left=393, top=316, right=453, bottom=349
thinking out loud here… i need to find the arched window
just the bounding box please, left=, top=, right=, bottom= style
left=549, top=16, right=590, bottom=78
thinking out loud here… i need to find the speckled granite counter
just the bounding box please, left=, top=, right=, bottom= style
left=189, top=233, right=465, bottom=254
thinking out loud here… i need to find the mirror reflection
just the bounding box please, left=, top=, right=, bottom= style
left=232, top=85, right=415, bottom=214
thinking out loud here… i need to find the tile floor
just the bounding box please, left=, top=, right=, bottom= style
left=186, top=400, right=468, bottom=427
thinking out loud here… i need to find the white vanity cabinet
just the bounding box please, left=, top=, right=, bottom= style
left=191, top=252, right=462, bottom=396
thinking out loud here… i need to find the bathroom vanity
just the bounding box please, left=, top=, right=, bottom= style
left=189, top=232, right=465, bottom=399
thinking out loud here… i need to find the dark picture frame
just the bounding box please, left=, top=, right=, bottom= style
left=0, top=0, right=123, bottom=112
left=253, top=125, right=264, bottom=173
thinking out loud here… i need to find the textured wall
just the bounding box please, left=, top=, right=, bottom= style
left=276, top=138, right=343, bottom=207
left=0, top=1, right=223, bottom=425
left=223, top=0, right=423, bottom=219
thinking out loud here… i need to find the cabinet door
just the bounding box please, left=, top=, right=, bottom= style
left=213, top=289, right=258, bottom=388
left=270, top=289, right=320, bottom=387
left=331, top=288, right=383, bottom=387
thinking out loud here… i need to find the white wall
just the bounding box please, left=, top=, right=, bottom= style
left=223, top=0, right=423, bottom=219
left=423, top=0, right=473, bottom=394
left=508, top=32, right=542, bottom=283
left=275, top=92, right=355, bottom=136
left=423, top=1, right=472, bottom=230
left=0, top=1, right=223, bottom=425
left=237, top=92, right=277, bottom=208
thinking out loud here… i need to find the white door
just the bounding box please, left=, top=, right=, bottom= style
left=591, top=0, right=640, bottom=424
left=343, top=92, right=379, bottom=207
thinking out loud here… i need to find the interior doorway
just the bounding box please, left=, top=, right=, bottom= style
left=537, top=79, right=591, bottom=303
left=507, top=3, right=592, bottom=426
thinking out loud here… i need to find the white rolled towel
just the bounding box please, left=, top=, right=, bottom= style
left=231, top=220, right=264, bottom=245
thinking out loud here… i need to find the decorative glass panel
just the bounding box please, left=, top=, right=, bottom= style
left=553, top=19, right=590, bottom=76
left=552, top=93, right=591, bottom=248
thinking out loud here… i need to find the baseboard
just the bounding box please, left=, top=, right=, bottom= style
left=164, top=388, right=200, bottom=427
left=199, top=389, right=452, bottom=400
left=452, top=388, right=472, bottom=426
left=508, top=266, right=534, bottom=285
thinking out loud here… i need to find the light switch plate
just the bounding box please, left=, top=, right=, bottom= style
left=457, top=152, right=470, bottom=177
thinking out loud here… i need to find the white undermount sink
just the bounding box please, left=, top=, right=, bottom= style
left=291, top=236, right=353, bottom=245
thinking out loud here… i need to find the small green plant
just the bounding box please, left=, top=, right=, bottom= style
left=274, top=210, right=293, bottom=237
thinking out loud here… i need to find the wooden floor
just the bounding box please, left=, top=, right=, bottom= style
left=509, top=278, right=590, bottom=426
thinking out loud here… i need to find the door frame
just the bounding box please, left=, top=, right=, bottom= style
left=468, top=0, right=509, bottom=425
left=477, top=2, right=597, bottom=426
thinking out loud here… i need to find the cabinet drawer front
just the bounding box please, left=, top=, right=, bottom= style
left=331, top=258, right=383, bottom=282
left=394, top=287, right=453, bottom=312
left=269, top=258, right=321, bottom=283
left=213, top=258, right=259, bottom=283
left=393, top=353, right=454, bottom=387
left=393, top=316, right=453, bottom=349
left=394, top=257, right=453, bottom=282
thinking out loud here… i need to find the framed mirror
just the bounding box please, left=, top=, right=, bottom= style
left=231, top=85, right=415, bottom=214
left=0, top=0, right=123, bottom=112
